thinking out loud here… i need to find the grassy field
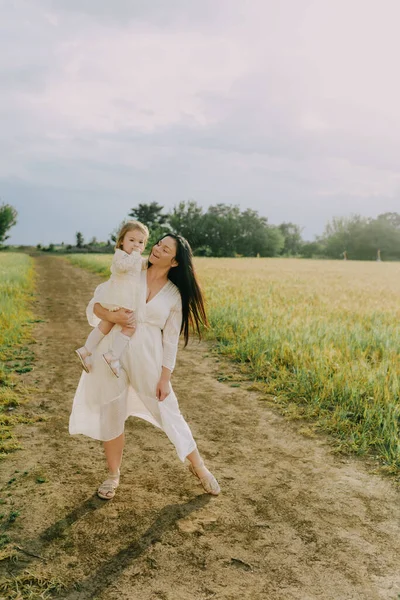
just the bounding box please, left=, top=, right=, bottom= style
left=0, top=253, right=37, bottom=457
left=66, top=253, right=113, bottom=278
left=65, top=254, right=400, bottom=471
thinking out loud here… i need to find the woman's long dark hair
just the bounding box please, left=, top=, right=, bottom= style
left=148, top=234, right=209, bottom=346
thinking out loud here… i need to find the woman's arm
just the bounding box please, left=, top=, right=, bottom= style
left=156, top=366, right=173, bottom=402
left=156, top=295, right=182, bottom=401
left=93, top=303, right=136, bottom=328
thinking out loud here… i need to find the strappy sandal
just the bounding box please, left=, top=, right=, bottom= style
left=97, top=473, right=120, bottom=500
left=75, top=346, right=92, bottom=373
left=189, top=462, right=221, bottom=496
left=102, top=352, right=120, bottom=378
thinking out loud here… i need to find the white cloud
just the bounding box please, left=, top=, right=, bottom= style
left=39, top=29, right=247, bottom=133
left=1, top=0, right=400, bottom=244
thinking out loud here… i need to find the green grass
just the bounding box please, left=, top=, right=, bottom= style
left=0, top=253, right=36, bottom=458
left=65, top=253, right=113, bottom=278
left=66, top=254, right=400, bottom=472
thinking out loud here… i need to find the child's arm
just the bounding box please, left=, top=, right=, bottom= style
left=112, top=249, right=142, bottom=274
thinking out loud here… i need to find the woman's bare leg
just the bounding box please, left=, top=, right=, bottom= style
left=186, top=448, right=204, bottom=469
left=103, top=433, right=125, bottom=475
left=98, top=434, right=124, bottom=499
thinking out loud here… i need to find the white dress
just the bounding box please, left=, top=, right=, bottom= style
left=69, top=270, right=197, bottom=463
left=93, top=249, right=143, bottom=312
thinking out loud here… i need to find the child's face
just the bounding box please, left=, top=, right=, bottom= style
left=122, top=229, right=146, bottom=254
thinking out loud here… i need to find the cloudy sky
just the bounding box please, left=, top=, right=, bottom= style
left=2, top=0, right=400, bottom=245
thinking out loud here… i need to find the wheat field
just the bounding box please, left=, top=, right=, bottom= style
left=66, top=254, right=400, bottom=471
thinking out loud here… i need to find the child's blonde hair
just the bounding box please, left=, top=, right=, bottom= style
left=115, top=220, right=149, bottom=250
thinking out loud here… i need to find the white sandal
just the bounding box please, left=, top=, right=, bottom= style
left=75, top=346, right=92, bottom=373
left=97, top=472, right=120, bottom=500
left=102, top=352, right=120, bottom=378
left=189, top=462, right=221, bottom=496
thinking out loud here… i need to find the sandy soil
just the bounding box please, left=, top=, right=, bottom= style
left=1, top=255, right=400, bottom=600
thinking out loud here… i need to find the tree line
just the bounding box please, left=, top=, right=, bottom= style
left=125, top=201, right=303, bottom=257
left=310, top=213, right=400, bottom=261
left=125, top=202, right=400, bottom=260
left=1, top=200, right=400, bottom=260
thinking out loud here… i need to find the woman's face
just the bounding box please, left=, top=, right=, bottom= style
left=149, top=236, right=178, bottom=269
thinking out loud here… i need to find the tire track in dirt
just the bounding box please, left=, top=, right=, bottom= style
left=1, top=255, right=400, bottom=600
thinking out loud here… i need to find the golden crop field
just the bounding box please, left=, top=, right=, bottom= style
left=66, top=254, right=400, bottom=471
left=0, top=253, right=36, bottom=456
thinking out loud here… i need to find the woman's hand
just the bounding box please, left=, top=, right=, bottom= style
left=113, top=308, right=136, bottom=328
left=156, top=369, right=172, bottom=402
left=94, top=304, right=136, bottom=328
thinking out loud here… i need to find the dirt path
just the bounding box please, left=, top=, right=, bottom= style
left=1, top=255, right=400, bottom=600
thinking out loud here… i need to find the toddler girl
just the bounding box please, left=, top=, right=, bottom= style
left=75, top=220, right=149, bottom=377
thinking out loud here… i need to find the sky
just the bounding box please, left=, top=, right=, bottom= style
left=1, top=0, right=400, bottom=245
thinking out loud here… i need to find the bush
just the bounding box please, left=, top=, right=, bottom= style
left=194, top=245, right=213, bottom=257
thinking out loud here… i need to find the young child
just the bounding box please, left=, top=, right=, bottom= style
left=75, top=220, right=149, bottom=378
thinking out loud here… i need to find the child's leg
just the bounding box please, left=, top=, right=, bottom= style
left=76, top=320, right=115, bottom=372
left=108, top=326, right=135, bottom=360
left=103, top=326, right=135, bottom=378
left=98, top=320, right=114, bottom=336
left=84, top=320, right=113, bottom=353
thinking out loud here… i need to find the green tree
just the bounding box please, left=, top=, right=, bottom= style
left=360, top=217, right=400, bottom=260
left=168, top=200, right=205, bottom=249
left=76, top=232, right=84, bottom=248
left=300, top=241, right=324, bottom=258
left=319, top=215, right=368, bottom=258
left=319, top=213, right=400, bottom=260
left=129, top=202, right=168, bottom=230
left=278, top=222, right=304, bottom=255
left=236, top=209, right=284, bottom=256
left=260, top=226, right=285, bottom=257
left=237, top=208, right=268, bottom=255
left=167, top=202, right=285, bottom=257
left=203, top=204, right=242, bottom=256
left=128, top=202, right=169, bottom=248
left=0, top=203, right=18, bottom=244
left=377, top=212, right=400, bottom=230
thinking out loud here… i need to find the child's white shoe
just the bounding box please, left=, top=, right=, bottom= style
left=103, top=352, right=120, bottom=378
left=75, top=346, right=92, bottom=373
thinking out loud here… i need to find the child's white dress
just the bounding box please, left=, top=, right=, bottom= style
left=94, top=249, right=143, bottom=311
left=69, top=270, right=197, bottom=463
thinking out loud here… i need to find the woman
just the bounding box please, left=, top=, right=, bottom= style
left=69, top=234, right=220, bottom=499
